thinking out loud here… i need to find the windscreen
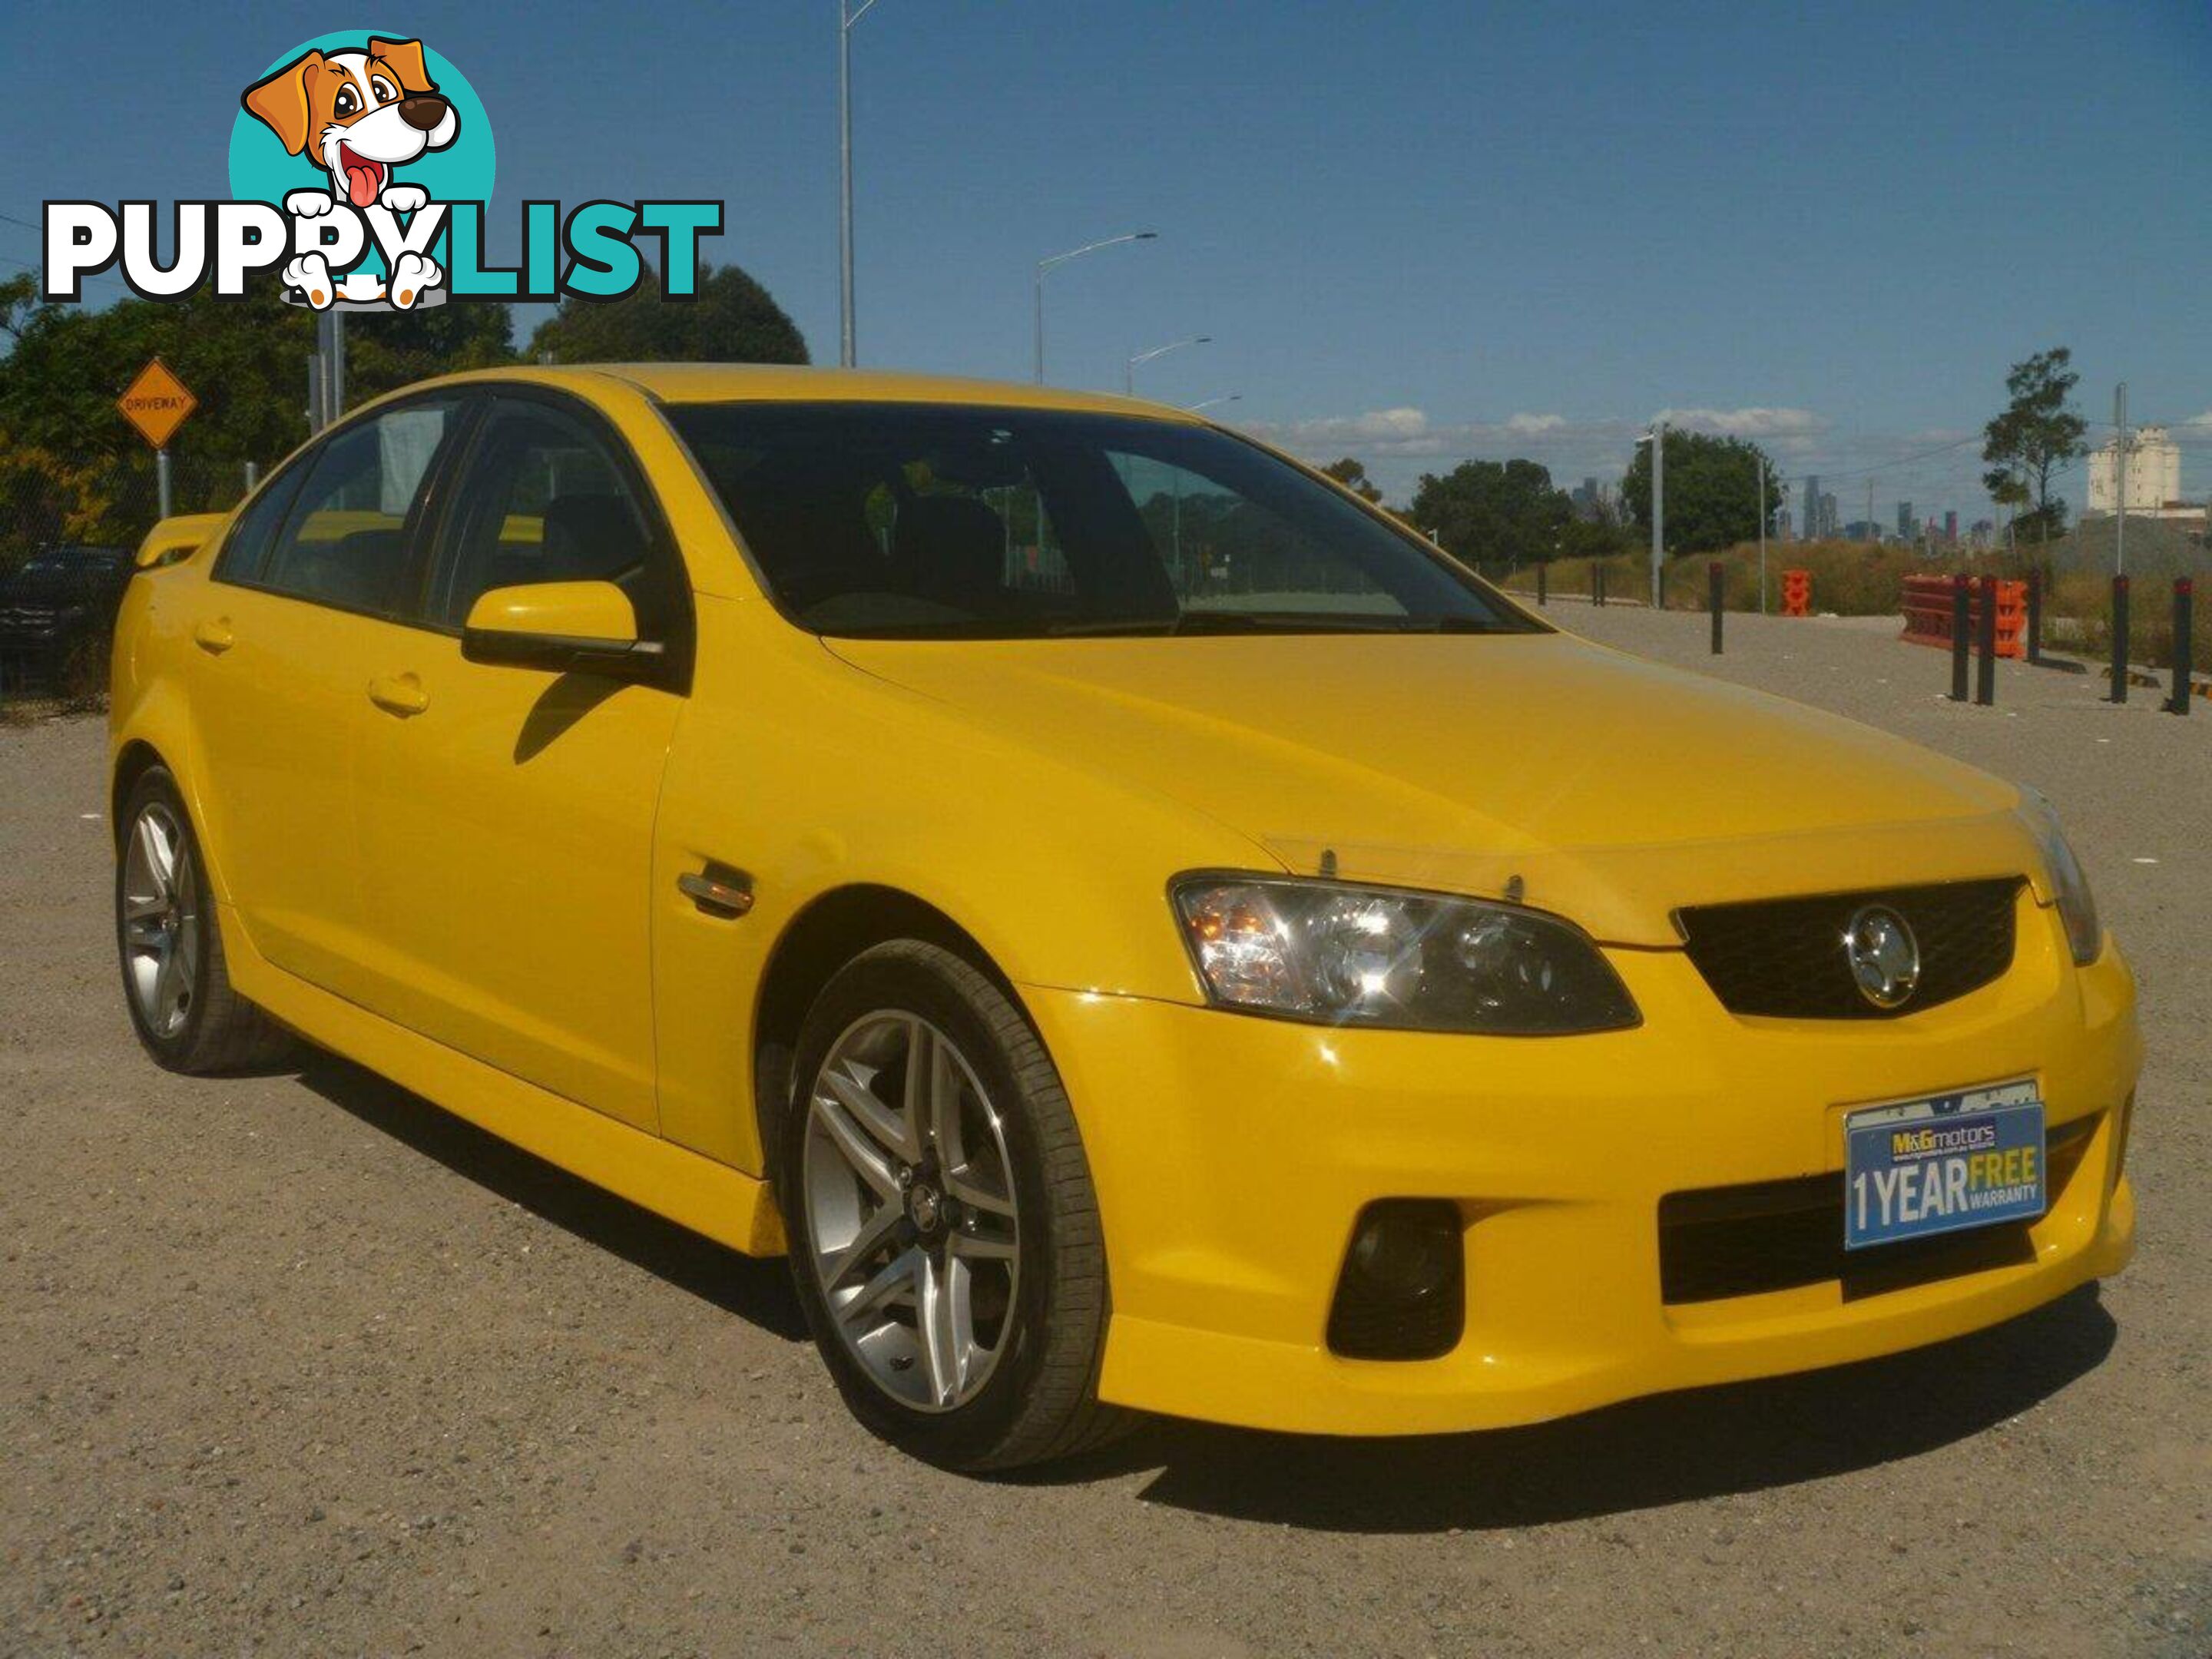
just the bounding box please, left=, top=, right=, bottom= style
left=665, top=402, right=1538, bottom=639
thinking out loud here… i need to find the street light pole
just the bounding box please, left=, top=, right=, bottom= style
left=2114, top=381, right=2128, bottom=578
left=1032, top=230, right=1157, bottom=384
left=1645, top=421, right=1667, bottom=607
left=837, top=0, right=882, bottom=369
left=1184, top=394, right=1240, bottom=413
left=1756, top=455, right=1767, bottom=615
left=1125, top=335, right=1210, bottom=396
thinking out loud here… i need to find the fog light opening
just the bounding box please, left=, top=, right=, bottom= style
left=1327, top=1200, right=1465, bottom=1361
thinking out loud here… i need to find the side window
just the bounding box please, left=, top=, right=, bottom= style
left=260, top=398, right=462, bottom=617
left=428, top=401, right=673, bottom=635
left=212, top=463, right=308, bottom=585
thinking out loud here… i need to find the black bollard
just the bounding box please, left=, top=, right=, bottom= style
left=1949, top=575, right=1972, bottom=702
left=1709, top=561, right=1724, bottom=654
left=2111, top=575, right=2130, bottom=704
left=1975, top=578, right=1998, bottom=705
left=1537, top=563, right=1548, bottom=607
left=2171, top=578, right=2194, bottom=717
left=2025, top=569, right=2042, bottom=665
left=1594, top=565, right=1605, bottom=608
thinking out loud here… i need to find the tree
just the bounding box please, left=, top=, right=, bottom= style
left=1621, top=429, right=1780, bottom=555
left=346, top=300, right=516, bottom=400
left=1981, top=347, right=2085, bottom=547
left=1320, top=457, right=1383, bottom=502
left=1558, top=517, right=1633, bottom=561
left=1406, top=459, right=1572, bottom=567
left=0, top=275, right=515, bottom=548
left=0, top=281, right=512, bottom=469
left=530, top=261, right=808, bottom=365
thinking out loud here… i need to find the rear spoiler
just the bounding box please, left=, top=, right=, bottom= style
left=134, top=512, right=230, bottom=571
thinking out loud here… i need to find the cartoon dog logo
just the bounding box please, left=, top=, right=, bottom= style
left=241, top=37, right=455, bottom=310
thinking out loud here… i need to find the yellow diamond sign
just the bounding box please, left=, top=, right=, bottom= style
left=117, top=357, right=197, bottom=450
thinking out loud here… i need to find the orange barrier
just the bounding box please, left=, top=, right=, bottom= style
left=1900, top=575, right=2025, bottom=658
left=1781, top=569, right=1811, bottom=617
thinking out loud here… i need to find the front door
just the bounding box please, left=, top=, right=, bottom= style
left=184, top=394, right=465, bottom=989
left=349, top=393, right=690, bottom=1131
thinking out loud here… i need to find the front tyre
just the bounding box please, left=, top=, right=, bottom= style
left=115, top=767, right=293, bottom=1075
left=781, top=940, right=1130, bottom=1472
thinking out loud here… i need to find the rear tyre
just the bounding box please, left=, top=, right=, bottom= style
left=780, top=939, right=1133, bottom=1472
left=115, top=767, right=293, bottom=1075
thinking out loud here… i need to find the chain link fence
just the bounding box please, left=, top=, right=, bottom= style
left=1, top=449, right=260, bottom=716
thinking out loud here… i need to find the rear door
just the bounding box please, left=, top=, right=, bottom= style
left=348, top=391, right=690, bottom=1131
left=184, top=394, right=468, bottom=988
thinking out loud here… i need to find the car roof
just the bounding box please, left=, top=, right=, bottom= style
left=400, top=364, right=1206, bottom=422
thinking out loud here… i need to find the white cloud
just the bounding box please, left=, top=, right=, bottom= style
left=1654, top=406, right=1827, bottom=439
left=1245, top=409, right=1659, bottom=469
left=1257, top=407, right=1432, bottom=449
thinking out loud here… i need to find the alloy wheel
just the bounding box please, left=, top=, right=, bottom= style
left=802, top=1011, right=1022, bottom=1413
left=121, top=801, right=198, bottom=1039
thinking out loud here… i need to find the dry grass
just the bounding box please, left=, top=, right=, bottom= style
left=1500, top=540, right=2198, bottom=669
left=1502, top=540, right=1966, bottom=617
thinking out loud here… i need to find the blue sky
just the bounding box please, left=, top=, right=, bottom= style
left=8, top=0, right=2210, bottom=520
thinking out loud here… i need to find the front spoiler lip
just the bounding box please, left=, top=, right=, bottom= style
left=1096, top=1181, right=2133, bottom=1437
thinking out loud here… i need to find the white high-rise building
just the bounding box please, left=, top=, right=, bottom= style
left=2088, top=426, right=2184, bottom=515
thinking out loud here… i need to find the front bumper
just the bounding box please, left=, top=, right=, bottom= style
left=1023, top=892, right=2138, bottom=1435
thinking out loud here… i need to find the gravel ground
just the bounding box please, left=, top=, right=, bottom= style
left=2, top=607, right=2206, bottom=1658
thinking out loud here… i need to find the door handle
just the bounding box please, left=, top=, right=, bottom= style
left=366, top=673, right=430, bottom=717
left=678, top=866, right=755, bottom=919
left=193, top=618, right=234, bottom=655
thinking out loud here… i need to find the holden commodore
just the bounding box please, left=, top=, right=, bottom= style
left=108, top=366, right=2138, bottom=1470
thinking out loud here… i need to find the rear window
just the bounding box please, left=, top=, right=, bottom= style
left=666, top=403, right=1535, bottom=639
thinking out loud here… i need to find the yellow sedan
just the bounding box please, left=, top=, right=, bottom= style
left=108, top=366, right=2137, bottom=1470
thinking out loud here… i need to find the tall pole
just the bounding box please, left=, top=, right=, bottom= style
left=1032, top=276, right=1045, bottom=386
left=1648, top=421, right=1665, bottom=607
left=156, top=448, right=172, bottom=518
left=838, top=0, right=853, bottom=367
left=1031, top=231, right=1157, bottom=384
left=836, top=0, right=881, bottom=368
left=313, top=307, right=346, bottom=426
left=1756, top=459, right=1768, bottom=615
left=2114, top=381, right=2128, bottom=578
left=1125, top=336, right=1210, bottom=397
left=329, top=309, right=346, bottom=418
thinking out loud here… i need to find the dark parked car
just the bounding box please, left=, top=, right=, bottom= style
left=0, top=545, right=134, bottom=694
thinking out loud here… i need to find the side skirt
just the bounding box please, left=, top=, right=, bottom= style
left=223, top=900, right=786, bottom=1257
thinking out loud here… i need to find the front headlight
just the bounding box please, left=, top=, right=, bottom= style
left=1171, top=875, right=1640, bottom=1035
left=2016, top=790, right=2101, bottom=965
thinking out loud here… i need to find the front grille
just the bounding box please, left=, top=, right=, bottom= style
left=1677, top=877, right=2022, bottom=1019
left=1658, top=1113, right=2096, bottom=1305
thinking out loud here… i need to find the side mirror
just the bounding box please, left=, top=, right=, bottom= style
left=460, top=580, right=662, bottom=678
left=136, top=513, right=230, bottom=570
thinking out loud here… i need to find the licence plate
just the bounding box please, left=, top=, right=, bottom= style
left=1844, top=1081, right=2046, bottom=1250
